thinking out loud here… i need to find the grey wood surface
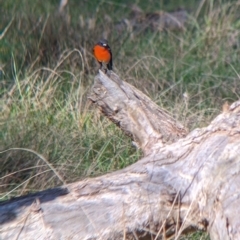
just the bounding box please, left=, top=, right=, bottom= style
left=1, top=71, right=240, bottom=239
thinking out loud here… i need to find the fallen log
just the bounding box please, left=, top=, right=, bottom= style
left=1, top=70, right=240, bottom=240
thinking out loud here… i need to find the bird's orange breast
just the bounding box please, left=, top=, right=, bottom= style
left=93, top=45, right=111, bottom=63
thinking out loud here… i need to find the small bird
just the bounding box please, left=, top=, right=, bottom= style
left=93, top=39, right=113, bottom=71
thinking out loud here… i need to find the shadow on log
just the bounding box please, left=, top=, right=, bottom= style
left=1, top=70, right=240, bottom=240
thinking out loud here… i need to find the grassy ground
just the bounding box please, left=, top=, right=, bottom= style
left=0, top=0, right=239, bottom=239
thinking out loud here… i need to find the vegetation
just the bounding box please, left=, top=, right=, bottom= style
left=0, top=0, right=239, bottom=239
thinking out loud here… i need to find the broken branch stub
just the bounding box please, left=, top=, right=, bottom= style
left=1, top=71, right=240, bottom=239
left=89, top=70, right=187, bottom=155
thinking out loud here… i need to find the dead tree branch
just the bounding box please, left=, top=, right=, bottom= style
left=1, top=71, right=240, bottom=240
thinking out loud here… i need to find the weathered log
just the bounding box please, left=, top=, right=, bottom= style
left=89, top=71, right=187, bottom=155
left=1, top=71, right=240, bottom=240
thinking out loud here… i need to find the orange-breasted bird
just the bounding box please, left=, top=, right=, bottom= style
left=93, top=39, right=113, bottom=71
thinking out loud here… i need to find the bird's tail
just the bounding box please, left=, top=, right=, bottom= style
left=107, top=58, right=113, bottom=70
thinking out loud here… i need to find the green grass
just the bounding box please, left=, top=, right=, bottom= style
left=0, top=0, right=240, bottom=239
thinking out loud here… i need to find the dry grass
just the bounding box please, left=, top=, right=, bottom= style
left=0, top=0, right=240, bottom=239
left=0, top=59, right=140, bottom=198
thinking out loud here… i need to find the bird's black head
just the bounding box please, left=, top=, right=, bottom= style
left=98, top=39, right=109, bottom=47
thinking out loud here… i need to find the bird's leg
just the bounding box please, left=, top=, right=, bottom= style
left=98, top=62, right=108, bottom=73
left=98, top=61, right=103, bottom=70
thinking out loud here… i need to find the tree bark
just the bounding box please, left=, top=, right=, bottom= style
left=1, top=70, right=240, bottom=240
